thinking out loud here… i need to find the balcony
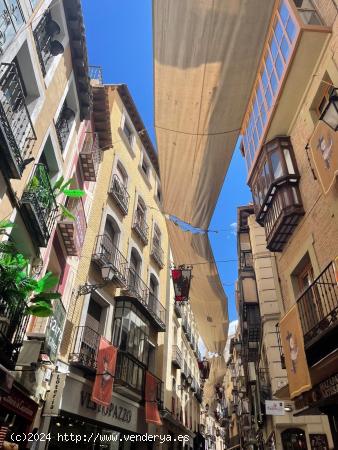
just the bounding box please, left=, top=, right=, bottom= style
left=92, top=234, right=128, bottom=288
left=69, top=325, right=100, bottom=372
left=20, top=164, right=58, bottom=247
left=0, top=63, right=37, bottom=179
left=0, top=296, right=29, bottom=370
left=297, top=261, right=338, bottom=365
left=240, top=251, right=254, bottom=271
left=120, top=269, right=166, bottom=331
left=150, top=240, right=164, bottom=269
left=79, top=132, right=101, bottom=181
left=109, top=174, right=130, bottom=215
left=242, top=0, right=335, bottom=175
left=241, top=303, right=261, bottom=363
left=195, top=386, right=203, bottom=404
left=172, top=345, right=182, bottom=369
left=182, top=316, right=187, bottom=333
left=249, top=136, right=304, bottom=252
left=58, top=198, right=87, bottom=256
left=181, top=360, right=189, bottom=380
left=114, top=351, right=145, bottom=396
left=55, top=103, right=75, bottom=152
left=132, top=212, right=149, bottom=245
left=0, top=1, right=24, bottom=55
left=174, top=301, right=182, bottom=318
left=34, top=11, right=64, bottom=76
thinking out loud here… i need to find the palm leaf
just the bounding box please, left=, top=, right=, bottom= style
left=63, top=189, right=85, bottom=198
left=60, top=204, right=76, bottom=220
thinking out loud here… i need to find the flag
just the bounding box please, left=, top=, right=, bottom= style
left=91, top=337, right=117, bottom=407
left=280, top=305, right=312, bottom=399
left=145, top=371, right=162, bottom=425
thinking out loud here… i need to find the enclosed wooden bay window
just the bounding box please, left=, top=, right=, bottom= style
left=249, top=136, right=304, bottom=251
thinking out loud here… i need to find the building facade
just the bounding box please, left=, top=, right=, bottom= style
left=0, top=0, right=93, bottom=445
left=239, top=0, right=338, bottom=448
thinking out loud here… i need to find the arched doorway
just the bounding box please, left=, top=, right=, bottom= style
left=281, top=428, right=308, bottom=450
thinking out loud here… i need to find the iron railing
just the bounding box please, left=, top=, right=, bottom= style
left=172, top=345, right=182, bottom=368
left=34, top=11, right=63, bottom=76
left=0, top=296, right=29, bottom=370
left=124, top=268, right=166, bottom=330
left=0, top=0, right=24, bottom=55
left=115, top=351, right=145, bottom=395
left=132, top=212, right=149, bottom=244
left=20, top=163, right=58, bottom=247
left=151, top=240, right=164, bottom=268
left=92, top=234, right=128, bottom=287
left=0, top=62, right=36, bottom=178
left=297, top=261, right=338, bottom=346
left=88, top=65, right=103, bottom=84
left=109, top=174, right=130, bottom=215
left=69, top=325, right=100, bottom=371
left=259, top=368, right=272, bottom=401
left=80, top=132, right=101, bottom=181
left=55, top=103, right=75, bottom=152
left=275, top=322, right=286, bottom=369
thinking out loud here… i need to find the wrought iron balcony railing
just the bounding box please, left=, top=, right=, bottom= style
left=69, top=325, right=100, bottom=371
left=0, top=62, right=36, bottom=179
left=195, top=386, right=203, bottom=403
left=34, top=11, right=64, bottom=76
left=79, top=132, right=101, bottom=182
left=150, top=240, right=164, bottom=269
left=297, top=261, right=338, bottom=348
left=182, top=316, right=187, bottom=333
left=123, top=268, right=166, bottom=331
left=20, top=164, right=58, bottom=247
left=109, top=174, right=130, bottom=215
left=115, top=351, right=145, bottom=396
left=58, top=198, right=87, bottom=256
left=55, top=103, right=75, bottom=152
left=92, top=234, right=128, bottom=288
left=172, top=345, right=182, bottom=369
left=0, top=0, right=24, bottom=55
left=132, top=212, right=149, bottom=244
left=0, top=296, right=29, bottom=370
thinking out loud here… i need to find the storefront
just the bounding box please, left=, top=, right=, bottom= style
left=40, top=374, right=148, bottom=450
left=161, top=413, right=194, bottom=449
left=0, top=382, right=39, bottom=449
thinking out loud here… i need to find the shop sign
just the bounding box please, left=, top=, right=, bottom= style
left=265, top=400, right=285, bottom=416
left=309, top=434, right=328, bottom=450
left=45, top=301, right=66, bottom=362
left=43, top=373, right=66, bottom=416
left=0, top=385, right=38, bottom=421
left=319, top=373, right=338, bottom=399
left=61, top=376, right=139, bottom=432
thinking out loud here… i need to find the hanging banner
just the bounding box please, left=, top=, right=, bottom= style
left=280, top=305, right=312, bottom=399
left=91, top=338, right=118, bottom=408
left=310, top=121, right=338, bottom=195
left=171, top=267, right=192, bottom=302
left=145, top=372, right=162, bottom=425
left=43, top=373, right=66, bottom=416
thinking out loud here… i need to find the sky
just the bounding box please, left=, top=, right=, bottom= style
left=82, top=0, right=252, bottom=322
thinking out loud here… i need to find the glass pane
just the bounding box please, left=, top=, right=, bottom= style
left=292, top=186, right=299, bottom=204
left=270, top=37, right=278, bottom=61
left=270, top=151, right=284, bottom=178
left=284, top=148, right=295, bottom=174
left=274, top=19, right=283, bottom=43
left=266, top=87, right=272, bottom=108
left=266, top=54, right=273, bottom=75
left=276, top=55, right=284, bottom=79
left=261, top=104, right=267, bottom=124
left=286, top=17, right=296, bottom=42
left=256, top=85, right=263, bottom=106
left=281, top=37, right=290, bottom=61
left=256, top=117, right=262, bottom=137
left=279, top=1, right=289, bottom=25
left=7, top=0, right=24, bottom=30
left=270, top=72, right=278, bottom=95
left=262, top=69, right=268, bottom=90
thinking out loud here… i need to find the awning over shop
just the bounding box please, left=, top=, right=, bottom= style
left=167, top=220, right=228, bottom=353
left=153, top=0, right=274, bottom=229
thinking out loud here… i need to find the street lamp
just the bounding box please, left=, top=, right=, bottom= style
left=320, top=87, right=338, bottom=131
left=78, top=266, right=115, bottom=295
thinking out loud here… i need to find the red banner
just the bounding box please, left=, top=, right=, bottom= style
left=171, top=268, right=192, bottom=302
left=145, top=372, right=162, bottom=425
left=91, top=338, right=118, bottom=407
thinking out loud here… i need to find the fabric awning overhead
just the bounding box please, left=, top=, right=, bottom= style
left=153, top=0, right=274, bottom=229
left=167, top=220, right=228, bottom=354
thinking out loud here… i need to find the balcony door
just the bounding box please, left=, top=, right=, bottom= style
left=281, top=428, right=308, bottom=450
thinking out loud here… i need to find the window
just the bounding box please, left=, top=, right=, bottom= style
left=55, top=83, right=78, bottom=153
left=112, top=301, right=149, bottom=365
left=153, top=225, right=161, bottom=248
left=85, top=297, right=103, bottom=334
left=311, top=73, right=334, bottom=119
left=116, top=161, right=128, bottom=186
left=0, top=0, right=24, bottom=55
left=141, top=155, right=149, bottom=177
left=123, top=119, right=133, bottom=146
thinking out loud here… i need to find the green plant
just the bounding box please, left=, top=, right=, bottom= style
left=52, top=176, right=85, bottom=220
left=0, top=221, right=61, bottom=317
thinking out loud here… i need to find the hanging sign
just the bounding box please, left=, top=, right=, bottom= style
left=43, top=372, right=66, bottom=416
left=91, top=337, right=118, bottom=407
left=265, top=400, right=285, bottom=416
left=145, top=371, right=162, bottom=425
left=171, top=266, right=192, bottom=302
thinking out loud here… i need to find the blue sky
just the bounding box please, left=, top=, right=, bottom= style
left=82, top=0, right=252, bottom=321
